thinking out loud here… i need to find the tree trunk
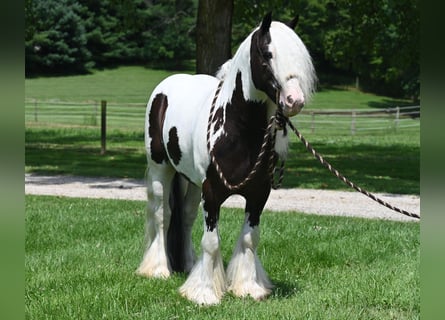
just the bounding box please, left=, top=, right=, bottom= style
left=196, top=0, right=233, bottom=75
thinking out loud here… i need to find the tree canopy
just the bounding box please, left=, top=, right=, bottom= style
left=25, top=0, right=419, bottom=99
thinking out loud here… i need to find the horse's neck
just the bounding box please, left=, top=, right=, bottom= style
left=219, top=69, right=265, bottom=105
left=218, top=71, right=269, bottom=136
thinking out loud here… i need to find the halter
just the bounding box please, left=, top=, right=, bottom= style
left=206, top=81, right=286, bottom=191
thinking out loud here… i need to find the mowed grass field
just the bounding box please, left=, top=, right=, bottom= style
left=25, top=66, right=420, bottom=194
left=26, top=195, right=419, bottom=319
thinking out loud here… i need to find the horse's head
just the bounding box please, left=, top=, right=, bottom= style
left=250, top=13, right=316, bottom=118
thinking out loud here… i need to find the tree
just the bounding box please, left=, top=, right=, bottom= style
left=142, top=0, right=196, bottom=69
left=322, top=0, right=419, bottom=99
left=196, top=0, right=234, bottom=75
left=25, top=0, right=92, bottom=75
left=25, top=0, right=197, bottom=75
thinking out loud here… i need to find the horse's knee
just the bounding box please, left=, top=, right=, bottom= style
left=148, top=180, right=164, bottom=198
left=201, top=230, right=220, bottom=256
left=241, top=224, right=260, bottom=250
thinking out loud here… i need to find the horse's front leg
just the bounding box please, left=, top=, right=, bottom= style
left=227, top=187, right=273, bottom=300
left=179, top=180, right=226, bottom=305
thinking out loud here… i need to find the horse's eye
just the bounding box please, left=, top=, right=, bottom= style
left=263, top=51, right=273, bottom=60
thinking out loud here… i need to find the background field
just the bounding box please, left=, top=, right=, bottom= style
left=25, top=195, right=419, bottom=319
left=25, top=66, right=420, bottom=195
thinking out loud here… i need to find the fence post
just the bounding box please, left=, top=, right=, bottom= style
left=394, top=106, right=400, bottom=131
left=351, top=110, right=356, bottom=135
left=101, top=100, right=107, bottom=155
left=94, top=100, right=98, bottom=126
left=34, top=99, right=38, bottom=122
left=311, top=112, right=315, bottom=133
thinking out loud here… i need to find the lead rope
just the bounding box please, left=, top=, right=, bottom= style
left=206, top=82, right=417, bottom=219
left=206, top=81, right=284, bottom=191
left=286, top=119, right=420, bottom=220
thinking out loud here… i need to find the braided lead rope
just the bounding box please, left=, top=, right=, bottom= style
left=271, top=159, right=285, bottom=190
left=286, top=119, right=420, bottom=219
left=206, top=81, right=284, bottom=191
left=267, top=120, right=285, bottom=190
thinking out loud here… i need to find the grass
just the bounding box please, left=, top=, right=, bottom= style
left=26, top=195, right=419, bottom=319
left=25, top=66, right=179, bottom=103
left=25, top=66, right=412, bottom=108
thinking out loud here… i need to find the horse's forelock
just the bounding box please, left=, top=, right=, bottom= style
left=268, top=21, right=317, bottom=101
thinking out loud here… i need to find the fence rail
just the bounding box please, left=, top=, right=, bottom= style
left=25, top=98, right=420, bottom=136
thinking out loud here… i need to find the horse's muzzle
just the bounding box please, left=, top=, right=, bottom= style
left=279, top=78, right=305, bottom=117
left=280, top=96, right=304, bottom=117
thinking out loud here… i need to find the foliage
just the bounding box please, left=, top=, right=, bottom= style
left=25, top=0, right=419, bottom=98
left=25, top=0, right=92, bottom=75
left=322, top=0, right=419, bottom=99
left=25, top=195, right=419, bottom=319
left=25, top=0, right=196, bottom=75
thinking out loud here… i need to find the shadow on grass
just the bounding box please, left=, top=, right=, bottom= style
left=271, top=279, right=302, bottom=299
left=281, top=139, right=419, bottom=195
left=26, top=127, right=419, bottom=194
left=25, top=128, right=146, bottom=179
left=367, top=99, right=416, bottom=109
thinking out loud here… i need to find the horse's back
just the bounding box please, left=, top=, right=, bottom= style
left=145, top=73, right=219, bottom=184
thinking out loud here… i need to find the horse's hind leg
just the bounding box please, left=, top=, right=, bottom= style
left=137, top=162, right=175, bottom=278
left=180, top=180, right=201, bottom=273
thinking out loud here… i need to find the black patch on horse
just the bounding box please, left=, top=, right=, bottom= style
left=148, top=94, right=169, bottom=164
left=212, top=107, right=224, bottom=134
left=167, top=127, right=182, bottom=165
left=212, top=73, right=269, bottom=185
left=203, top=72, right=275, bottom=231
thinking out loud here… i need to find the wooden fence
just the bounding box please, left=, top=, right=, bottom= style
left=25, top=99, right=420, bottom=153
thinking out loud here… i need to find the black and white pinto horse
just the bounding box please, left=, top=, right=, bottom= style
left=137, top=13, right=316, bottom=305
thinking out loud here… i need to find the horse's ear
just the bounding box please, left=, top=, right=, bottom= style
left=287, top=15, right=299, bottom=30
left=260, top=12, right=272, bottom=35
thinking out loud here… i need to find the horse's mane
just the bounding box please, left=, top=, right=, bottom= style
left=215, top=59, right=232, bottom=80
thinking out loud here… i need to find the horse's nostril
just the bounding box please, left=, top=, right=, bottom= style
left=286, top=95, right=294, bottom=105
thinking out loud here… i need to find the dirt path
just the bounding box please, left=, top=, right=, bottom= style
left=25, top=174, right=420, bottom=222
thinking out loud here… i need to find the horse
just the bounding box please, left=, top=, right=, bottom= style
left=136, top=12, right=316, bottom=305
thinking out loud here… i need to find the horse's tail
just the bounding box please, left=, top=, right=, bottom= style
left=167, top=172, right=185, bottom=272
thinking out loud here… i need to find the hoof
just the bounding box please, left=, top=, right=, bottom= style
left=136, top=265, right=171, bottom=279
left=228, top=281, right=272, bottom=300
left=179, top=285, right=222, bottom=305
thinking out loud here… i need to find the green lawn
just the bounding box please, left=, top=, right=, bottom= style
left=25, top=195, right=419, bottom=319
left=25, top=66, right=178, bottom=103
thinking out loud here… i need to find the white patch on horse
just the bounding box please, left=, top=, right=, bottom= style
left=274, top=129, right=289, bottom=159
